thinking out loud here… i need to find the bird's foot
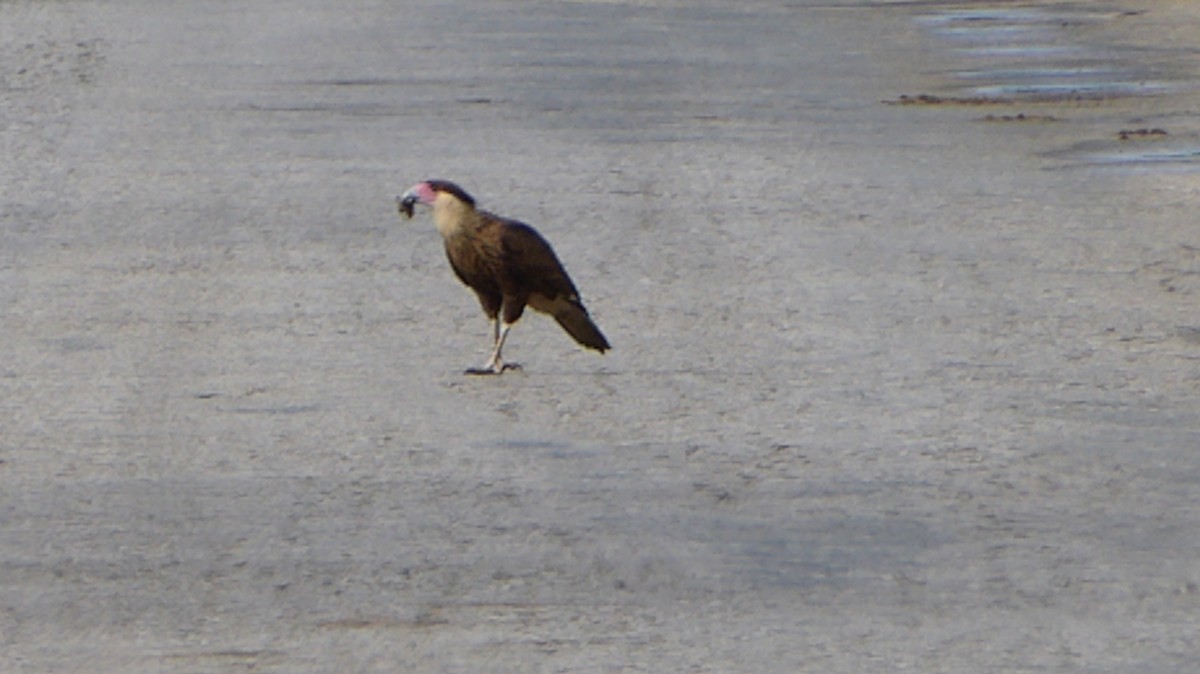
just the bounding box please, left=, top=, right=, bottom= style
left=464, top=362, right=522, bottom=376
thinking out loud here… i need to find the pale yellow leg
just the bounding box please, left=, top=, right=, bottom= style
left=467, top=321, right=520, bottom=375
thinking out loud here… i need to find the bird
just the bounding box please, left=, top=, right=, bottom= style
left=397, top=179, right=610, bottom=375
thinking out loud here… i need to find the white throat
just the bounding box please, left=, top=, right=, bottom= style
left=431, top=195, right=476, bottom=240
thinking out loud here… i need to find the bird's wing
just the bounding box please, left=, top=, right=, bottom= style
left=444, top=235, right=503, bottom=316
left=491, top=215, right=581, bottom=300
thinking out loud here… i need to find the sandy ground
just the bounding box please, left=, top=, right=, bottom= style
left=2, top=0, right=1199, bottom=672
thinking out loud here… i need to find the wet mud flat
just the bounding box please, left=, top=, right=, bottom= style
left=2, top=1, right=1200, bottom=673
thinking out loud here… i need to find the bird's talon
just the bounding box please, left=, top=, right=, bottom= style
left=463, top=362, right=521, bottom=376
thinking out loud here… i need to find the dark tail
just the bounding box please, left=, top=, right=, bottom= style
left=555, top=301, right=610, bottom=352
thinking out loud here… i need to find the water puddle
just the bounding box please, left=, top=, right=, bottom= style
left=913, top=8, right=1064, bottom=27
left=911, top=5, right=1171, bottom=103
left=929, top=24, right=1057, bottom=43
left=915, top=6, right=1120, bottom=26
left=970, top=80, right=1172, bottom=100
left=954, top=67, right=1121, bottom=81
left=957, top=45, right=1085, bottom=58
left=1078, top=147, right=1200, bottom=172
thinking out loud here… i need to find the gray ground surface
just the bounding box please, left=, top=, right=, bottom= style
left=3, top=1, right=1199, bottom=672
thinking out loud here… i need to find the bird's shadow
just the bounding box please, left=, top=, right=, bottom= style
left=463, top=363, right=524, bottom=376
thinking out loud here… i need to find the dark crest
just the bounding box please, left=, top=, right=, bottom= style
left=426, top=180, right=476, bottom=208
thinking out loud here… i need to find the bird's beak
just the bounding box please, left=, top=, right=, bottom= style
left=396, top=192, right=417, bottom=219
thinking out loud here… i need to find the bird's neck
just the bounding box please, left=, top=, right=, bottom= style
left=432, top=200, right=480, bottom=241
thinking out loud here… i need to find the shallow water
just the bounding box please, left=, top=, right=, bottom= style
left=911, top=2, right=1200, bottom=173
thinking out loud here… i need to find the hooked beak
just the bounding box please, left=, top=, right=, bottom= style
left=396, top=192, right=417, bottom=219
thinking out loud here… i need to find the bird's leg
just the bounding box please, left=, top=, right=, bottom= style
left=486, top=322, right=522, bottom=372
left=467, top=322, right=521, bottom=375
left=466, top=320, right=521, bottom=375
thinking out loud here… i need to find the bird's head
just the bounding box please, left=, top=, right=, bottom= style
left=397, top=180, right=476, bottom=219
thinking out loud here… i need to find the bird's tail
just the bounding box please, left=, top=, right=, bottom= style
left=554, top=300, right=610, bottom=353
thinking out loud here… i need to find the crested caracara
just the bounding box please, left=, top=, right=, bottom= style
left=397, top=180, right=610, bottom=374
